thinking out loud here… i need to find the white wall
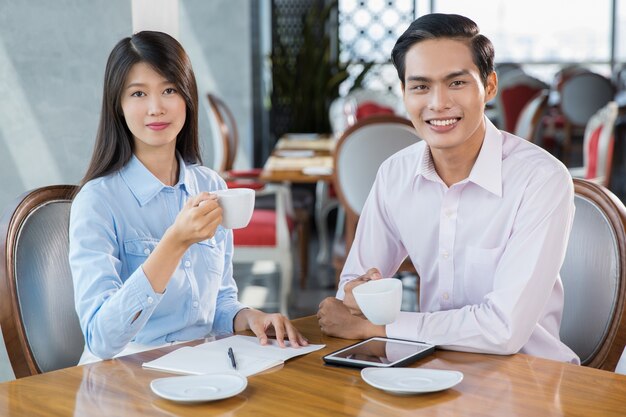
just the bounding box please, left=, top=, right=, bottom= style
left=0, top=0, right=254, bottom=211
left=0, top=0, right=131, bottom=208
left=181, top=0, right=254, bottom=170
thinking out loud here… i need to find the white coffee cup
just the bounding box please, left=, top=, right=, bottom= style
left=352, top=278, right=402, bottom=325
left=212, top=188, right=255, bottom=229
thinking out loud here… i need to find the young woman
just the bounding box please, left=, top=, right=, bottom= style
left=69, top=31, right=307, bottom=363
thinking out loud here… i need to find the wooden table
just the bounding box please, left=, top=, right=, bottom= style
left=260, top=136, right=336, bottom=183
left=2, top=316, right=625, bottom=416
left=260, top=136, right=338, bottom=265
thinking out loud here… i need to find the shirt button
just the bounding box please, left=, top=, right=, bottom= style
left=144, top=248, right=151, bottom=255
left=442, top=292, right=449, bottom=300
left=184, top=260, right=191, bottom=268
left=193, top=301, right=199, bottom=308
left=147, top=296, right=154, bottom=304
left=441, top=250, right=449, bottom=259
left=445, top=210, right=453, bottom=218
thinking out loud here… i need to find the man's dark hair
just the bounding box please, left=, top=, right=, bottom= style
left=391, top=13, right=495, bottom=87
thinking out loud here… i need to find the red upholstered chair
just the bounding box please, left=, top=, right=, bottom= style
left=328, top=88, right=403, bottom=136
left=514, top=90, right=550, bottom=143
left=207, top=94, right=309, bottom=314
left=230, top=184, right=295, bottom=315
left=354, top=101, right=395, bottom=120
left=569, top=102, right=619, bottom=188
left=495, top=70, right=549, bottom=132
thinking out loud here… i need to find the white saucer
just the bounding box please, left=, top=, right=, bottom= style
left=302, top=166, right=333, bottom=176
left=361, top=368, right=463, bottom=395
left=150, top=372, right=247, bottom=403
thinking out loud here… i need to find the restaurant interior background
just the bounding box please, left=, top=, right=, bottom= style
left=2, top=0, right=626, bottom=382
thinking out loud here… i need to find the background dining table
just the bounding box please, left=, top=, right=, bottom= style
left=260, top=135, right=336, bottom=183
left=260, top=134, right=339, bottom=266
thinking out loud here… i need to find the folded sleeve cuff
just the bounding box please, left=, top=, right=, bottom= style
left=84, top=267, right=163, bottom=359
left=213, top=301, right=247, bottom=334
left=128, top=266, right=164, bottom=312
left=386, top=311, right=423, bottom=342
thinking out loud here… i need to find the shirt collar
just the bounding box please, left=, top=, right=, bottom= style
left=467, top=117, right=503, bottom=197
left=415, top=143, right=439, bottom=184
left=415, top=116, right=503, bottom=197
left=121, top=154, right=199, bottom=206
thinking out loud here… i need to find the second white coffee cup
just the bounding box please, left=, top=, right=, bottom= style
left=352, top=278, right=402, bottom=325
left=212, top=188, right=255, bottom=229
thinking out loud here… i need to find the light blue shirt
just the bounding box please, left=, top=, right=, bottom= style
left=69, top=155, right=246, bottom=360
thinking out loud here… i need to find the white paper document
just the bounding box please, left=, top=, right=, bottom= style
left=142, top=335, right=325, bottom=377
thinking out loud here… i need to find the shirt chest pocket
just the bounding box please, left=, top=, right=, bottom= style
left=196, top=229, right=227, bottom=277
left=123, top=238, right=160, bottom=274
left=463, top=245, right=504, bottom=304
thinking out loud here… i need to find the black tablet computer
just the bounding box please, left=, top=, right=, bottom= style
left=323, top=337, right=435, bottom=369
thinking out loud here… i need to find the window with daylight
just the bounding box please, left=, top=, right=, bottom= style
left=434, top=0, right=613, bottom=82
left=338, top=0, right=417, bottom=94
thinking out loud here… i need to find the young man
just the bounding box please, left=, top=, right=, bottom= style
left=317, top=13, right=579, bottom=364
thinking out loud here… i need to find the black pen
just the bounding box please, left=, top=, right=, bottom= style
left=228, top=347, right=237, bottom=369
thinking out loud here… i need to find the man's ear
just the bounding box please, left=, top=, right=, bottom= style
left=400, top=82, right=406, bottom=100
left=485, top=71, right=498, bottom=102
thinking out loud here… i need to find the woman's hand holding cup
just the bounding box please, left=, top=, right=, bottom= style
left=169, top=192, right=222, bottom=248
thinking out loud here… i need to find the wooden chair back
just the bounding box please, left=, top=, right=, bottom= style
left=560, top=72, right=615, bottom=127
left=207, top=93, right=238, bottom=172
left=496, top=71, right=548, bottom=132
left=560, top=179, right=626, bottom=370
left=331, top=115, right=421, bottom=278
left=581, top=101, right=619, bottom=187
left=0, top=185, right=84, bottom=378
left=514, top=89, right=550, bottom=143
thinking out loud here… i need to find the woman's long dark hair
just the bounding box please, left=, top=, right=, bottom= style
left=81, top=31, right=201, bottom=185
